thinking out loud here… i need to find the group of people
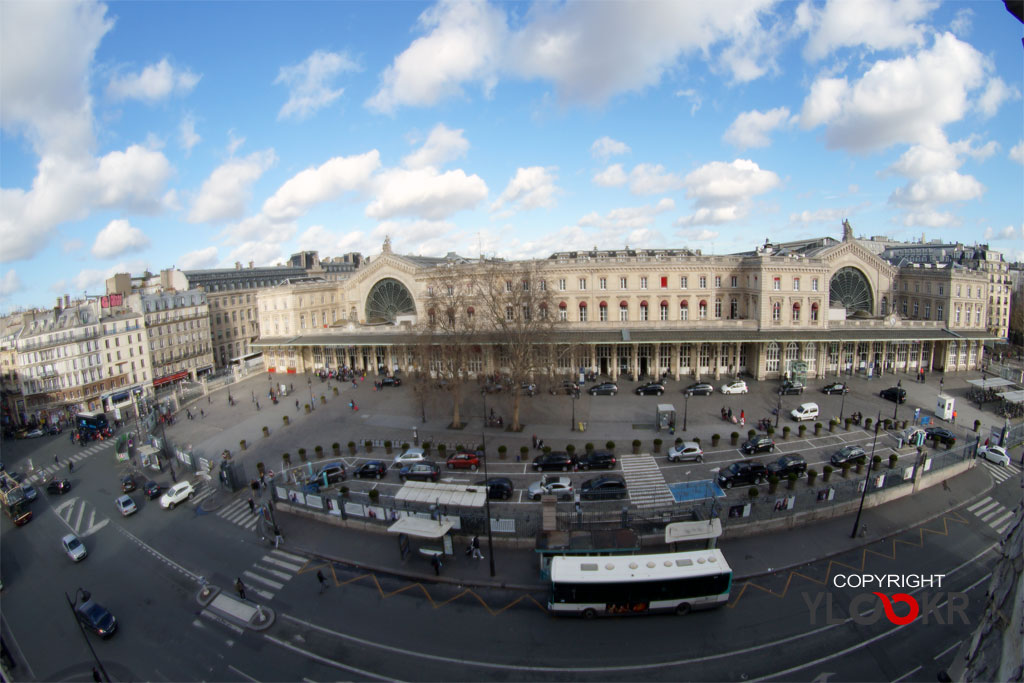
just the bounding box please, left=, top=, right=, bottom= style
left=720, top=407, right=746, bottom=425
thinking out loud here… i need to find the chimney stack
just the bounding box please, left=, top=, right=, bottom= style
left=64, top=294, right=70, bottom=308
left=249, top=261, right=254, bottom=269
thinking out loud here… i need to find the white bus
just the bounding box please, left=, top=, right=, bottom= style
left=548, top=549, right=732, bottom=618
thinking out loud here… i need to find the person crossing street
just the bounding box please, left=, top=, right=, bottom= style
left=235, top=577, right=246, bottom=600
left=317, top=569, right=327, bottom=594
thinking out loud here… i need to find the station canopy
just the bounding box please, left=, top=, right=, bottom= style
left=393, top=480, right=487, bottom=508
left=386, top=516, right=453, bottom=539
left=997, top=390, right=1024, bottom=405
left=966, top=377, right=1015, bottom=389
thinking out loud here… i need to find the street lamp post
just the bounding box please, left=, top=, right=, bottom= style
left=479, top=394, right=496, bottom=577
left=775, top=386, right=783, bottom=429
left=65, top=588, right=110, bottom=682
left=570, top=390, right=576, bottom=432
left=308, top=378, right=314, bottom=411
left=892, top=379, right=902, bottom=422
left=683, top=392, right=689, bottom=431
left=850, top=412, right=881, bottom=538
left=839, top=385, right=847, bottom=422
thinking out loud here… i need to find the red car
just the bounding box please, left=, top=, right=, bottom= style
left=446, top=452, right=481, bottom=471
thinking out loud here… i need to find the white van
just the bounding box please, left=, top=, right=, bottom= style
left=790, top=402, right=819, bottom=421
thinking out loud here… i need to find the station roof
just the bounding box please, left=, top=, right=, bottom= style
left=394, top=480, right=487, bottom=508
left=966, top=377, right=1015, bottom=389
left=386, top=516, right=453, bottom=539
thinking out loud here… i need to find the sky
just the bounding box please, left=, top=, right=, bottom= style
left=1, top=0, right=1022, bottom=314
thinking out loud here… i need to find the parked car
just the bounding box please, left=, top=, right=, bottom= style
left=142, top=480, right=162, bottom=499
left=532, top=451, right=577, bottom=472
left=577, top=451, right=617, bottom=470
left=46, top=478, right=71, bottom=495
left=62, top=533, right=87, bottom=562
left=880, top=386, right=907, bottom=403
left=717, top=461, right=767, bottom=488
left=830, top=445, right=866, bottom=466
left=666, top=441, right=704, bottom=463
left=741, top=436, right=775, bottom=455
left=767, top=455, right=808, bottom=478
left=20, top=482, right=37, bottom=502
left=790, top=402, right=820, bottom=421
left=634, top=382, right=665, bottom=396
left=925, top=427, right=956, bottom=446
left=115, top=494, right=137, bottom=517
left=354, top=461, right=388, bottom=479
left=24, top=428, right=45, bottom=439
left=822, top=382, right=849, bottom=395
left=75, top=593, right=117, bottom=638
left=559, top=380, right=580, bottom=395
left=683, top=382, right=714, bottom=396
left=474, top=477, right=514, bottom=500
left=446, top=452, right=481, bottom=470
left=399, top=461, right=441, bottom=482
left=315, top=464, right=347, bottom=484
left=580, top=476, right=628, bottom=500
left=528, top=476, right=574, bottom=500
left=393, top=447, right=426, bottom=466
left=977, top=445, right=1010, bottom=466
left=779, top=380, right=805, bottom=395
left=159, top=481, right=195, bottom=509
left=120, top=475, right=136, bottom=493
left=720, top=380, right=749, bottom=395
left=588, top=382, right=618, bottom=396
left=380, top=376, right=402, bottom=387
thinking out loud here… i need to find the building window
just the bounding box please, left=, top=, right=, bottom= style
left=730, top=276, right=737, bottom=288
left=640, top=277, right=648, bottom=290
left=699, top=276, right=707, bottom=289
left=505, top=280, right=513, bottom=292
left=714, top=276, right=721, bottom=288
left=579, top=303, right=588, bottom=322
left=559, top=302, right=567, bottom=321
left=714, top=299, right=722, bottom=319
left=730, top=299, right=738, bottom=319
left=619, top=302, right=629, bottom=322
left=639, top=302, right=649, bottom=321
left=660, top=302, right=668, bottom=321
left=773, top=277, right=780, bottom=291
left=620, top=277, right=627, bottom=289
left=680, top=276, right=688, bottom=289
left=579, top=278, right=587, bottom=291
left=924, top=303, right=930, bottom=318
left=902, top=299, right=908, bottom=315
left=793, top=278, right=800, bottom=291
left=812, top=278, right=818, bottom=291
left=599, top=302, right=608, bottom=321
left=913, top=301, right=919, bottom=317
left=810, top=303, right=819, bottom=321
left=938, top=285, right=944, bottom=296
left=936, top=304, right=943, bottom=320
left=955, top=305, right=961, bottom=325
left=766, top=342, right=780, bottom=373
left=540, top=280, right=547, bottom=291
left=772, top=302, right=781, bottom=321
left=599, top=277, right=607, bottom=290
left=558, top=279, right=566, bottom=291
left=679, top=301, right=688, bottom=320
left=661, top=276, right=668, bottom=288
left=698, top=300, right=707, bottom=320
left=792, top=302, right=800, bottom=321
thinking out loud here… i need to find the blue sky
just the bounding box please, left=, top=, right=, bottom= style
left=1, top=0, right=1022, bottom=313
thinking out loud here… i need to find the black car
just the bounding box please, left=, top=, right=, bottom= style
left=717, top=461, right=768, bottom=488
left=880, top=386, right=907, bottom=404
left=75, top=594, right=117, bottom=638
left=580, top=476, right=628, bottom=500
left=634, top=382, right=665, bottom=396
left=46, top=478, right=71, bottom=494
left=474, top=478, right=514, bottom=500
left=380, top=377, right=402, bottom=387
left=577, top=451, right=617, bottom=470
left=925, top=427, right=956, bottom=446
left=120, top=475, right=136, bottom=493
left=779, top=380, right=805, bottom=395
left=683, top=382, right=714, bottom=396
left=354, top=461, right=388, bottom=479
left=767, top=455, right=808, bottom=478
left=315, top=464, right=347, bottom=484
left=143, top=480, right=162, bottom=499
left=821, top=382, right=848, bottom=395
left=741, top=436, right=775, bottom=454
left=830, top=445, right=866, bottom=466
left=532, top=451, right=577, bottom=472
left=399, top=461, right=441, bottom=482
left=588, top=382, right=618, bottom=396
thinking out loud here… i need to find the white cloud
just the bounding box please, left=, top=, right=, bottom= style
left=999, top=225, right=1016, bottom=240
left=262, top=151, right=381, bottom=220
left=0, top=270, right=23, bottom=298
left=225, top=241, right=290, bottom=267
left=367, top=166, right=488, bottom=220
left=227, top=130, right=245, bottom=156
left=578, top=198, right=674, bottom=230
left=590, top=136, right=631, bottom=159
left=675, top=89, right=702, bottom=116
left=798, top=0, right=936, bottom=61
left=219, top=214, right=296, bottom=247
left=885, top=137, right=989, bottom=225
left=296, top=224, right=373, bottom=256
left=976, top=77, right=1020, bottom=119
left=676, top=158, right=781, bottom=225
left=791, top=207, right=853, bottom=224
left=188, top=149, right=277, bottom=223
left=723, top=107, right=790, bottom=148
left=179, top=113, right=200, bottom=155
left=678, top=228, right=720, bottom=242
left=91, top=219, right=151, bottom=258
left=799, top=33, right=988, bottom=153
left=490, top=166, right=558, bottom=212
left=949, top=8, right=972, bottom=36
left=628, top=163, right=685, bottom=195
left=402, top=123, right=469, bottom=169
left=1010, top=141, right=1024, bottom=165
left=107, top=58, right=200, bottom=103
left=275, top=50, right=359, bottom=120
left=889, top=171, right=983, bottom=207
left=593, top=164, right=628, bottom=187
left=367, top=0, right=506, bottom=113
left=178, top=246, right=219, bottom=270
left=900, top=209, right=957, bottom=227
left=370, top=219, right=459, bottom=255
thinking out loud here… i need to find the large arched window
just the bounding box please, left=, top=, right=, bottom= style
left=792, top=302, right=801, bottom=322
left=619, top=301, right=629, bottom=322
left=365, top=278, right=415, bottom=323
left=829, top=267, right=873, bottom=313
left=772, top=302, right=781, bottom=321
left=804, top=342, right=817, bottom=374
left=766, top=342, right=780, bottom=372
left=639, top=300, right=649, bottom=321
left=660, top=300, right=669, bottom=321
left=810, top=302, right=819, bottom=322
left=599, top=301, right=608, bottom=322
left=579, top=301, right=588, bottom=322
left=698, top=300, right=707, bottom=320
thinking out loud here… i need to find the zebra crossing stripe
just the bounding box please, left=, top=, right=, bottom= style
left=271, top=549, right=306, bottom=564
left=988, top=510, right=1013, bottom=529
left=979, top=506, right=1007, bottom=523
left=243, top=570, right=284, bottom=590
left=253, top=588, right=274, bottom=600
left=254, top=565, right=293, bottom=581
left=262, top=556, right=303, bottom=572
left=967, top=497, right=993, bottom=513
left=972, top=501, right=1001, bottom=517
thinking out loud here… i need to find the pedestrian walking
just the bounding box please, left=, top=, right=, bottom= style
left=431, top=555, right=442, bottom=576
left=235, top=577, right=246, bottom=600
left=200, top=408, right=205, bottom=418
left=951, top=410, right=957, bottom=425
left=92, top=667, right=102, bottom=682
left=471, top=535, right=484, bottom=560
left=532, top=434, right=537, bottom=449
left=248, top=497, right=256, bottom=515
left=256, top=401, right=260, bottom=411
left=295, top=399, right=299, bottom=411
left=170, top=468, right=177, bottom=483
left=317, top=569, right=327, bottom=594
left=68, top=460, right=74, bottom=473
left=259, top=473, right=266, bottom=488
left=54, top=453, right=59, bottom=465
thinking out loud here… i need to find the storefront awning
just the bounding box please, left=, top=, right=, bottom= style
left=153, top=370, right=189, bottom=387
left=387, top=516, right=453, bottom=539
left=394, top=480, right=487, bottom=508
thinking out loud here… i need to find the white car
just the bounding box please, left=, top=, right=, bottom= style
left=61, top=533, right=87, bottom=562
left=790, top=402, right=820, bottom=421
left=720, top=380, right=749, bottom=395
left=667, top=442, right=704, bottom=463
left=115, top=494, right=137, bottom=516
left=528, top=476, right=574, bottom=501
left=159, top=481, right=196, bottom=509
left=978, top=445, right=1010, bottom=466
left=393, top=447, right=425, bottom=466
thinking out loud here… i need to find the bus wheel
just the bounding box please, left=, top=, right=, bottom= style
left=676, top=603, right=692, bottom=616
left=582, top=608, right=597, bottom=619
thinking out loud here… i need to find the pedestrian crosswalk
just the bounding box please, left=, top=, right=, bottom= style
left=189, top=481, right=217, bottom=506
left=241, top=549, right=306, bottom=601
left=25, top=442, right=111, bottom=484
left=966, top=495, right=1017, bottom=535
left=619, top=454, right=676, bottom=509
left=216, top=496, right=261, bottom=531
left=979, top=460, right=1021, bottom=485
left=54, top=497, right=109, bottom=537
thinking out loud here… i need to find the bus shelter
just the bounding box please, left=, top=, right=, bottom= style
left=390, top=481, right=486, bottom=559
left=656, top=404, right=676, bottom=432
left=664, top=518, right=722, bottom=550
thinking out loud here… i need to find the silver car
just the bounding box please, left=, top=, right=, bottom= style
left=115, top=494, right=138, bottom=516
left=667, top=441, right=704, bottom=463
left=528, top=476, right=574, bottom=501
left=62, top=533, right=87, bottom=562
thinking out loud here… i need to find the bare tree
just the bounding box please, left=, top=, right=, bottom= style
left=1009, top=280, right=1023, bottom=347
left=474, top=260, right=562, bottom=431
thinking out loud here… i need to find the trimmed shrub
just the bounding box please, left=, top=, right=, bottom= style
left=632, top=439, right=641, bottom=454
left=262, top=426, right=270, bottom=438
left=782, top=426, right=790, bottom=440
left=653, top=438, right=662, bottom=453
left=364, top=440, right=373, bottom=453
left=807, top=469, right=818, bottom=486
left=298, top=448, right=307, bottom=462
left=748, top=487, right=760, bottom=500
left=787, top=472, right=798, bottom=490
left=348, top=441, right=357, bottom=455
left=315, top=445, right=324, bottom=459
left=889, top=453, right=899, bottom=469
left=711, top=434, right=721, bottom=446
left=823, top=465, right=833, bottom=482
left=332, top=442, right=341, bottom=457
left=240, top=439, right=247, bottom=451
left=606, top=441, right=615, bottom=451
left=498, top=445, right=507, bottom=459
left=768, top=475, right=779, bottom=493
left=730, top=432, right=739, bottom=446
left=585, top=442, right=595, bottom=452
left=282, top=453, right=291, bottom=467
